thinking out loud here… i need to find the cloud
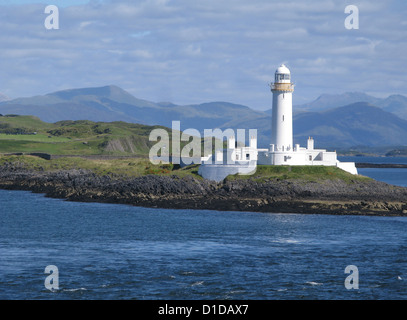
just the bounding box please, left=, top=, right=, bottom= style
left=0, top=0, right=406, bottom=109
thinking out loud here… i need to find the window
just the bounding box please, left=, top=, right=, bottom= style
left=246, top=153, right=250, bottom=160
left=282, top=115, right=285, bottom=121
left=309, top=155, right=312, bottom=161
left=276, top=73, right=290, bottom=81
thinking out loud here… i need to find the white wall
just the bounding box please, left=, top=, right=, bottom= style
left=336, top=161, right=358, bottom=175
left=271, top=91, right=293, bottom=152
left=198, top=161, right=257, bottom=182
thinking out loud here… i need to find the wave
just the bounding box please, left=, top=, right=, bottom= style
left=63, top=288, right=87, bottom=292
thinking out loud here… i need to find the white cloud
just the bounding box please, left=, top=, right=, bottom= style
left=0, top=0, right=405, bottom=109
left=78, top=21, right=93, bottom=30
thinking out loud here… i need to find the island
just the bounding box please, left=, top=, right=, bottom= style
left=0, top=155, right=407, bottom=216
left=0, top=115, right=406, bottom=216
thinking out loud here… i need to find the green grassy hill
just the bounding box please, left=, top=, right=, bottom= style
left=0, top=115, right=167, bottom=156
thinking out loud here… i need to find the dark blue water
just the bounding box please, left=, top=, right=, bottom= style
left=339, top=156, right=407, bottom=165
left=1, top=189, right=407, bottom=300
left=339, top=156, right=407, bottom=187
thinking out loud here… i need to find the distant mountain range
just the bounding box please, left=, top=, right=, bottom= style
left=293, top=91, right=407, bottom=120
left=0, top=85, right=406, bottom=148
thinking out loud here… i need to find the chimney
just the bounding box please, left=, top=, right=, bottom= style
left=307, top=137, right=314, bottom=150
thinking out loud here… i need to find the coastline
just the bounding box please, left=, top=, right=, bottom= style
left=1, top=164, right=407, bottom=216
left=355, top=162, right=407, bottom=168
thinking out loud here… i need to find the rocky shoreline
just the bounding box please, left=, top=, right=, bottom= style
left=1, top=163, right=407, bottom=216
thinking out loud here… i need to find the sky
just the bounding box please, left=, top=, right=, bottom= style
left=0, top=0, right=406, bottom=110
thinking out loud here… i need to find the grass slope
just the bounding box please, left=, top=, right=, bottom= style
left=226, top=165, right=371, bottom=183
left=0, top=115, right=169, bottom=156
left=0, top=155, right=370, bottom=184
left=0, top=155, right=201, bottom=179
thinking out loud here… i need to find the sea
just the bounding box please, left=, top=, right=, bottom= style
left=1, top=156, right=407, bottom=300
left=339, top=156, right=407, bottom=188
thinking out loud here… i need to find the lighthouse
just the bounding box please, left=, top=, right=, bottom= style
left=270, top=64, right=294, bottom=152
left=256, top=63, right=357, bottom=174
left=198, top=62, right=359, bottom=181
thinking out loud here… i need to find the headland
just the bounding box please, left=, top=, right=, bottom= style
left=1, top=155, right=406, bottom=216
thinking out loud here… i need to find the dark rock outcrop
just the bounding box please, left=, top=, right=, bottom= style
left=1, top=163, right=407, bottom=216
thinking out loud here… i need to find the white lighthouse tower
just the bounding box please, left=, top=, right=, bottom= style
left=270, top=64, right=294, bottom=152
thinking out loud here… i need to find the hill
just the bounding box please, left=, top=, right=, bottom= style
left=293, top=92, right=380, bottom=113
left=0, top=85, right=266, bottom=130
left=1, top=86, right=407, bottom=148
left=0, top=85, right=160, bottom=124
left=293, top=91, right=407, bottom=120
left=292, top=102, right=407, bottom=147
left=228, top=102, right=407, bottom=148
left=0, top=115, right=168, bottom=156
left=377, top=94, right=407, bottom=120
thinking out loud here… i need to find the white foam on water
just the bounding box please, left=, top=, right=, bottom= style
left=63, top=288, right=87, bottom=292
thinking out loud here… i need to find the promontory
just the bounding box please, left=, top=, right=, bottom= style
left=1, top=155, right=406, bottom=216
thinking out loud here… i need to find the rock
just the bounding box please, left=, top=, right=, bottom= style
left=1, top=163, right=407, bottom=216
